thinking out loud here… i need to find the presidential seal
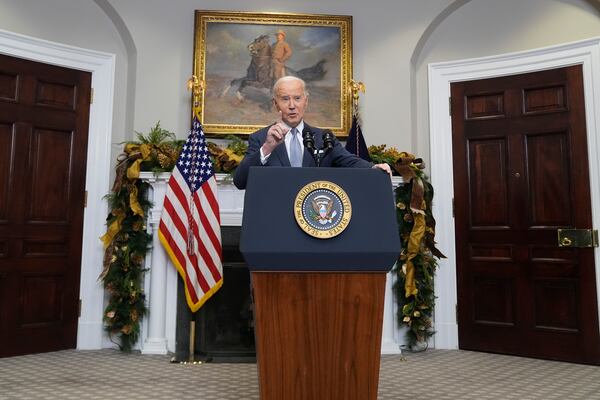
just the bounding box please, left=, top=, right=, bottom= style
left=294, top=181, right=352, bottom=239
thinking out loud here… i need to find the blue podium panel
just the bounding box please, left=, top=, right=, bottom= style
left=240, top=167, right=400, bottom=272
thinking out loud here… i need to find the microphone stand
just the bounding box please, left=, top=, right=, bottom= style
left=302, top=129, right=318, bottom=166
left=303, top=128, right=335, bottom=167
left=317, top=129, right=335, bottom=167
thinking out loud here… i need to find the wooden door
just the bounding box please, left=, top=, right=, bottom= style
left=0, top=54, right=91, bottom=357
left=451, top=65, right=600, bottom=364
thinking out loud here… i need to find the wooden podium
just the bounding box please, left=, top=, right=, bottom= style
left=240, top=167, right=400, bottom=400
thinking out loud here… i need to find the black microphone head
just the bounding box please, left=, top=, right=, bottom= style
left=302, top=126, right=312, bottom=139
left=322, top=129, right=335, bottom=151
left=302, top=126, right=315, bottom=151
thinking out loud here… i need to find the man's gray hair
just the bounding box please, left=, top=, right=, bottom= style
left=272, top=76, right=309, bottom=98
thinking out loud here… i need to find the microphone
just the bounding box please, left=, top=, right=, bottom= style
left=302, top=126, right=316, bottom=154
left=322, top=129, right=335, bottom=155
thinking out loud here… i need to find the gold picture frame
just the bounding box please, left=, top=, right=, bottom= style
left=193, top=10, right=353, bottom=137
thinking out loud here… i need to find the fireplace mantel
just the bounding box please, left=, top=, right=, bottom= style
left=138, top=172, right=403, bottom=355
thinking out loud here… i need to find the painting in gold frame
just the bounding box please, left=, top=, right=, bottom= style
left=193, top=10, right=353, bottom=137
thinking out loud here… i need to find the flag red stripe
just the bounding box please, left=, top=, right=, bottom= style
left=192, top=190, right=222, bottom=282
left=169, top=175, right=193, bottom=217
left=187, top=252, right=211, bottom=294
left=158, top=219, right=187, bottom=270
left=162, top=216, right=212, bottom=296
left=159, top=222, right=200, bottom=303
left=203, top=179, right=221, bottom=224
left=161, top=196, right=189, bottom=251
left=200, top=181, right=222, bottom=250
left=191, top=214, right=222, bottom=283
left=194, top=187, right=222, bottom=256
left=162, top=196, right=212, bottom=293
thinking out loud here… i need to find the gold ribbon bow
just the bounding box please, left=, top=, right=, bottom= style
left=394, top=152, right=427, bottom=298
left=124, top=143, right=152, bottom=180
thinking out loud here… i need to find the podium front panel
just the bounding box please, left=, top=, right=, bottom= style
left=240, top=167, right=400, bottom=272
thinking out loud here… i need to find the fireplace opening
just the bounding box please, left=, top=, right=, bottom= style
left=175, top=226, right=255, bottom=362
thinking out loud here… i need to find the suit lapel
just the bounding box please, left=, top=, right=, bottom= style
left=303, top=149, right=315, bottom=167
left=272, top=142, right=291, bottom=166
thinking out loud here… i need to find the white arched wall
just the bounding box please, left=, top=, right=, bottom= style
left=415, top=0, right=600, bottom=348
left=0, top=0, right=135, bottom=160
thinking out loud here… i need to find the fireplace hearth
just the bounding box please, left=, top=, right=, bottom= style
left=174, top=226, right=255, bottom=362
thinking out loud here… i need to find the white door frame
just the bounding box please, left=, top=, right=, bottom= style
left=0, top=29, right=115, bottom=349
left=429, top=37, right=600, bottom=349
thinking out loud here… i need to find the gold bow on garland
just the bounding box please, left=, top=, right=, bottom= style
left=392, top=152, right=446, bottom=349
left=99, top=142, right=168, bottom=254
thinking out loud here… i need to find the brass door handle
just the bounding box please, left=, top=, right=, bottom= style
left=557, top=229, right=598, bottom=248
left=560, top=237, right=572, bottom=247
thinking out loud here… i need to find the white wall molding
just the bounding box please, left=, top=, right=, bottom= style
left=428, top=37, right=600, bottom=349
left=0, top=29, right=116, bottom=350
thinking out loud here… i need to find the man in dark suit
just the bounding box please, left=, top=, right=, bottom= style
left=233, top=76, right=391, bottom=189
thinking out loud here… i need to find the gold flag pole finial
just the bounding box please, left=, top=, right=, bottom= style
left=187, top=75, right=205, bottom=114
left=350, top=79, right=365, bottom=116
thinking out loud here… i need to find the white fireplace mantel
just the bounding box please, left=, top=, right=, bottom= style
left=138, top=172, right=404, bottom=355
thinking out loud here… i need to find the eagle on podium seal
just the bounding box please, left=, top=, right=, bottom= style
left=294, top=181, right=352, bottom=239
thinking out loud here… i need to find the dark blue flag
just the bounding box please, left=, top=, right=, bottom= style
left=345, top=115, right=372, bottom=162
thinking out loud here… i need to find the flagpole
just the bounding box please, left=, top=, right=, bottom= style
left=180, top=75, right=211, bottom=365
left=349, top=79, right=365, bottom=117
left=347, top=79, right=371, bottom=160
left=167, top=76, right=222, bottom=364
left=188, top=320, right=196, bottom=362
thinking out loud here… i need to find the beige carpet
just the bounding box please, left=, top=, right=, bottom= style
left=0, top=349, right=599, bottom=399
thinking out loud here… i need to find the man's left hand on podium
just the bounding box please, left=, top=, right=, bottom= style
left=372, top=163, right=392, bottom=177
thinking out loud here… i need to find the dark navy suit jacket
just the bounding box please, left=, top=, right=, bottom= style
left=233, top=123, right=373, bottom=189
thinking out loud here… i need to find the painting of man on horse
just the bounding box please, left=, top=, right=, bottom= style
left=203, top=23, right=341, bottom=127
left=221, top=31, right=327, bottom=111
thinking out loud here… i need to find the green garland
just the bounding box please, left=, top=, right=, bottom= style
left=389, top=153, right=446, bottom=349
left=101, top=183, right=151, bottom=351
left=100, top=122, right=181, bottom=351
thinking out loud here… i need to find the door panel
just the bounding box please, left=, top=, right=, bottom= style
left=30, top=128, right=73, bottom=222
left=452, top=65, right=600, bottom=364
left=0, top=124, right=13, bottom=221
left=0, top=53, right=90, bottom=357
left=468, top=138, right=509, bottom=227
left=526, top=132, right=571, bottom=225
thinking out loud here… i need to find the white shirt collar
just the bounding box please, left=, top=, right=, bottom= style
left=281, top=121, right=304, bottom=136
left=283, top=120, right=305, bottom=154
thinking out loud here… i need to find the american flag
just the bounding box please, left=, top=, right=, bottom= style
left=158, top=116, right=222, bottom=312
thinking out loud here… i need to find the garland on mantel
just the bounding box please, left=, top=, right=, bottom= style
left=391, top=151, right=446, bottom=349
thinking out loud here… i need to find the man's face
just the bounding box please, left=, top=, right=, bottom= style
left=273, top=80, right=308, bottom=128
left=277, top=33, right=285, bottom=42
